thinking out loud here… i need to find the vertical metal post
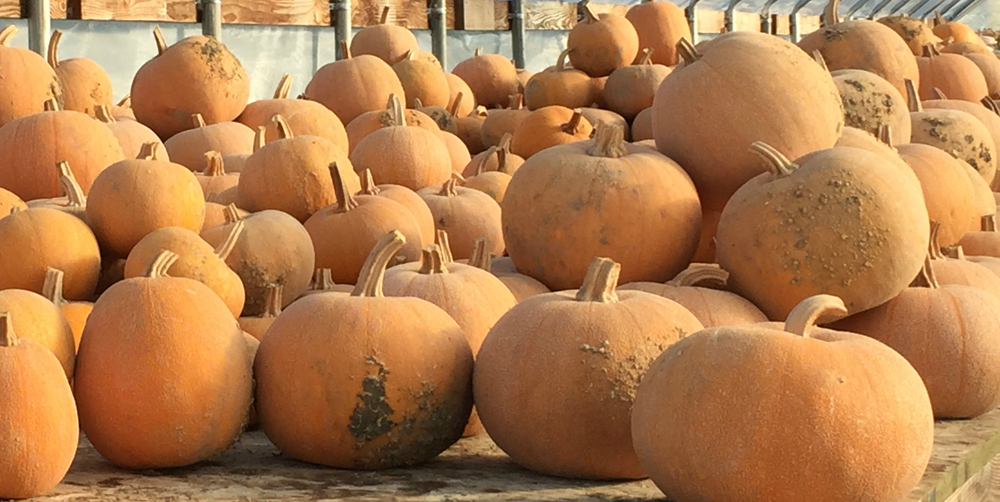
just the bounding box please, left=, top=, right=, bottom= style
left=686, top=0, right=701, bottom=44
left=760, top=0, right=779, bottom=33
left=333, top=0, right=351, bottom=59
left=949, top=0, right=985, bottom=21
left=789, top=0, right=813, bottom=43
left=201, top=0, right=222, bottom=40
left=429, top=0, right=447, bottom=68
left=510, top=0, right=525, bottom=69
left=28, top=0, right=50, bottom=56
left=724, top=0, right=742, bottom=32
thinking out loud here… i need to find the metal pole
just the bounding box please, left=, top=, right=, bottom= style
left=429, top=0, right=447, bottom=68
left=866, top=0, right=895, bottom=19
left=901, top=0, right=936, bottom=18
left=934, top=0, right=964, bottom=19
left=947, top=0, right=982, bottom=20
left=789, top=0, right=813, bottom=43
left=509, top=0, right=525, bottom=69
left=845, top=0, right=874, bottom=18
left=724, top=0, right=743, bottom=32
left=760, top=0, right=780, bottom=33
left=886, top=0, right=914, bottom=16
left=333, top=0, right=351, bottom=59
left=686, top=0, right=701, bottom=44
left=914, top=0, right=949, bottom=18
left=28, top=0, right=50, bottom=56
left=201, top=0, right=222, bottom=40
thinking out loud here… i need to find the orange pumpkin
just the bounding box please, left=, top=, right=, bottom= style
left=964, top=54, right=1000, bottom=96
left=897, top=143, right=979, bottom=245
left=465, top=239, right=550, bottom=302
left=462, top=145, right=514, bottom=204
left=941, top=40, right=994, bottom=56
left=933, top=13, right=987, bottom=45
left=437, top=130, right=472, bottom=175
left=451, top=49, right=519, bottom=109
left=602, top=48, right=671, bottom=121
left=418, top=177, right=504, bottom=260
left=928, top=223, right=1000, bottom=299
left=959, top=215, right=1000, bottom=257
left=46, top=30, right=111, bottom=117
left=0, top=25, right=63, bottom=128
left=299, top=268, right=354, bottom=298
left=455, top=105, right=488, bottom=154
left=916, top=44, right=989, bottom=102
left=510, top=107, right=594, bottom=159
left=523, top=49, right=596, bottom=111
left=345, top=94, right=441, bottom=155
left=238, top=284, right=283, bottom=341
left=922, top=96, right=1000, bottom=184
left=0, top=288, right=75, bottom=381
left=834, top=126, right=914, bottom=175
left=358, top=169, right=436, bottom=246
left=567, top=5, right=639, bottom=78
left=625, top=0, right=691, bottom=66
left=202, top=202, right=247, bottom=231
left=41, top=268, right=92, bottom=352
left=350, top=7, right=420, bottom=65
left=94, top=104, right=166, bottom=160
left=462, top=133, right=524, bottom=178
left=163, top=114, right=255, bottom=172
left=194, top=151, right=240, bottom=200
left=446, top=73, right=476, bottom=118
left=876, top=15, right=942, bottom=56
left=631, top=107, right=653, bottom=142
left=393, top=50, right=450, bottom=108
left=237, top=74, right=349, bottom=150
left=414, top=97, right=458, bottom=134
left=480, top=94, right=531, bottom=149
left=305, top=42, right=406, bottom=126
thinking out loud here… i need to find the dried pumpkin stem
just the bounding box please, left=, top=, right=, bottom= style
left=340, top=41, right=351, bottom=59
left=413, top=97, right=425, bottom=109
left=42, top=267, right=67, bottom=307
left=47, top=30, right=63, bottom=68
left=43, top=98, right=61, bottom=112
left=331, top=162, right=359, bottom=213
left=676, top=38, right=701, bottom=65
left=57, top=161, right=86, bottom=207
left=138, top=142, right=162, bottom=161
left=496, top=143, right=510, bottom=173
left=117, top=94, right=131, bottom=108
left=510, top=94, right=524, bottom=110
left=192, top=114, right=207, bottom=128
left=253, top=126, right=266, bottom=152
left=214, top=220, right=245, bottom=261
left=439, top=177, right=460, bottom=197
left=476, top=146, right=499, bottom=176
left=784, top=295, right=848, bottom=337
left=389, top=94, right=406, bottom=127
left=94, top=105, right=115, bottom=123
left=273, top=74, right=293, bottom=100
left=587, top=123, right=627, bottom=158
left=576, top=257, right=620, bottom=303
left=912, top=255, right=941, bottom=288
left=262, top=284, right=283, bottom=317
left=360, top=169, right=380, bottom=195
left=876, top=124, right=893, bottom=148
left=562, top=112, right=586, bottom=135
left=921, top=44, right=940, bottom=58
left=941, top=246, right=966, bottom=259
left=271, top=115, right=294, bottom=139
left=812, top=50, right=829, bottom=72
left=934, top=10, right=945, bottom=25
left=582, top=3, right=598, bottom=23
left=822, top=0, right=841, bottom=26
left=448, top=92, right=464, bottom=117
left=749, top=142, right=797, bottom=177
left=143, top=250, right=180, bottom=279
left=0, top=26, right=17, bottom=46
left=668, top=264, right=730, bottom=288
left=223, top=203, right=243, bottom=224
left=930, top=87, right=947, bottom=100
left=352, top=230, right=407, bottom=298
left=555, top=48, right=573, bottom=71
left=474, top=47, right=483, bottom=57
left=380, top=5, right=391, bottom=24
left=983, top=214, right=997, bottom=232
left=904, top=79, right=922, bottom=113
left=0, top=313, right=16, bottom=347
left=436, top=230, right=455, bottom=263
left=153, top=26, right=168, bottom=55
left=467, top=238, right=491, bottom=271
left=310, top=269, right=336, bottom=291
left=982, top=97, right=1000, bottom=116
left=638, top=47, right=654, bottom=65
left=203, top=151, right=226, bottom=176
left=418, top=245, right=449, bottom=274
left=928, top=220, right=946, bottom=260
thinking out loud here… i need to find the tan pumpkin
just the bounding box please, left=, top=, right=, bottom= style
left=580, top=107, right=630, bottom=139
left=876, top=15, right=942, bottom=56
left=163, top=114, right=255, bottom=172
left=475, top=256, right=704, bottom=479
left=238, top=284, right=283, bottom=341
left=590, top=76, right=610, bottom=109
left=236, top=74, right=349, bottom=150
left=504, top=124, right=702, bottom=290
left=462, top=146, right=514, bottom=204
left=602, top=48, right=671, bottom=121
left=898, top=143, right=979, bottom=245
left=446, top=73, right=476, bottom=119
left=349, top=7, right=419, bottom=65
left=941, top=40, right=994, bottom=56
left=625, top=0, right=691, bottom=66
left=480, top=95, right=531, bottom=149
left=238, top=115, right=360, bottom=222
left=75, top=250, right=252, bottom=469
left=0, top=25, right=63, bottom=128
left=455, top=105, right=488, bottom=155
left=964, top=54, right=1000, bottom=96
left=358, top=169, right=436, bottom=246
left=567, top=5, right=639, bottom=78
left=922, top=96, right=1000, bottom=175
left=462, top=133, right=524, bottom=178
left=110, top=94, right=135, bottom=121
left=465, top=238, right=550, bottom=302
left=345, top=94, right=441, bottom=155
left=46, top=30, right=111, bottom=117
left=0, top=99, right=124, bottom=201
left=131, top=27, right=250, bottom=139
left=418, top=177, right=504, bottom=260
left=958, top=214, right=1000, bottom=257
left=94, top=104, right=166, bottom=160
left=510, top=107, right=594, bottom=159
left=831, top=68, right=912, bottom=142
left=959, top=158, right=998, bottom=230
left=631, top=107, right=653, bottom=142
left=928, top=223, right=1000, bottom=299
left=0, top=313, right=78, bottom=500
left=243, top=331, right=260, bottom=429
left=41, top=268, right=92, bottom=352
left=835, top=126, right=914, bottom=175
left=523, top=49, right=596, bottom=111
left=916, top=44, right=989, bottom=102
left=451, top=49, right=519, bottom=109
left=437, top=130, right=472, bottom=175
left=632, top=295, right=934, bottom=502
left=305, top=42, right=406, bottom=126
left=254, top=230, right=474, bottom=469
left=393, top=50, right=450, bottom=108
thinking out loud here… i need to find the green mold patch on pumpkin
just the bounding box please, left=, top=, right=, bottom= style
left=349, top=356, right=397, bottom=447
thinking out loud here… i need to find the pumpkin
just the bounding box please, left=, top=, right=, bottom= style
left=203, top=202, right=247, bottom=231
left=110, top=94, right=134, bottom=121
left=75, top=250, right=252, bottom=469
left=238, top=115, right=360, bottom=222
left=437, top=130, right=472, bottom=175
left=124, top=223, right=247, bottom=317
left=237, top=74, right=349, bottom=150
left=345, top=94, right=441, bottom=155
left=25, top=161, right=88, bottom=220
left=580, top=107, right=630, bottom=139
left=510, top=107, right=594, bottom=159
left=358, top=169, right=436, bottom=246
left=350, top=7, right=419, bottom=65
left=0, top=288, right=75, bottom=381
left=304, top=162, right=424, bottom=284
left=41, top=268, right=92, bottom=351
left=305, top=42, right=406, bottom=126
left=201, top=207, right=315, bottom=316
left=194, top=151, right=240, bottom=200
left=0, top=99, right=124, bottom=201
left=834, top=257, right=1000, bottom=418
left=418, top=177, right=504, bottom=260
left=567, top=5, right=639, bottom=78
left=963, top=54, right=1000, bottom=96
left=462, top=133, right=524, bottom=178
left=350, top=97, right=453, bottom=191
left=625, top=0, right=691, bottom=66
left=959, top=159, right=998, bottom=230
left=905, top=80, right=997, bottom=184
left=916, top=44, right=989, bottom=102
left=928, top=223, right=1000, bottom=299
left=602, top=48, right=671, bottom=121
left=692, top=204, right=723, bottom=264
left=0, top=313, right=78, bottom=500
left=163, top=114, right=255, bottom=172
left=480, top=94, right=531, bottom=148
left=86, top=143, right=205, bottom=257
left=516, top=68, right=533, bottom=91
left=933, top=13, right=987, bottom=45
left=835, top=126, right=914, bottom=175
left=0, top=25, right=63, bottom=128
left=452, top=48, right=519, bottom=109
left=462, top=146, right=514, bottom=204
left=876, top=15, right=942, bottom=56
left=393, top=50, right=450, bottom=109
left=631, top=107, right=653, bottom=141
left=46, top=30, right=111, bottom=117
left=716, top=142, right=929, bottom=319
left=504, top=124, right=701, bottom=290
left=632, top=295, right=934, bottom=502
left=243, top=332, right=260, bottom=430
left=299, top=268, right=354, bottom=297
left=238, top=284, right=283, bottom=341
left=94, top=104, right=166, bottom=160
left=657, top=33, right=843, bottom=208
left=941, top=41, right=994, bottom=56
left=959, top=215, right=1000, bottom=257
left=0, top=187, right=24, bottom=214
left=898, top=143, right=980, bottom=245
left=446, top=74, right=476, bottom=118
left=464, top=239, right=549, bottom=302
left=590, top=76, right=610, bottom=109
left=831, top=68, right=912, bottom=142
left=0, top=206, right=100, bottom=301
left=455, top=106, right=488, bottom=154
left=475, top=256, right=704, bottom=479
left=922, top=96, right=1000, bottom=174
left=131, top=27, right=250, bottom=139
left=620, top=264, right=768, bottom=327
left=523, top=49, right=596, bottom=111
left=254, top=230, right=474, bottom=469
left=414, top=97, right=458, bottom=134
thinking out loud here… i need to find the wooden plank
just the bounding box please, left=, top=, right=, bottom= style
left=79, top=0, right=196, bottom=21
left=799, top=14, right=820, bottom=35
left=352, top=0, right=427, bottom=29
left=522, top=0, right=573, bottom=30
left=220, top=0, right=330, bottom=25
left=944, top=454, right=998, bottom=501
left=51, top=0, right=67, bottom=18
left=909, top=407, right=1000, bottom=501
left=773, top=14, right=791, bottom=35
left=587, top=2, right=629, bottom=16
left=454, top=0, right=495, bottom=30
left=0, top=0, right=18, bottom=17
left=696, top=9, right=723, bottom=33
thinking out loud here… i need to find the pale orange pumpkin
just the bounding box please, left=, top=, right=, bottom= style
left=305, top=42, right=406, bottom=126
left=163, top=114, right=256, bottom=172
left=625, top=0, right=691, bottom=66
left=523, top=49, right=596, bottom=111
left=358, top=169, right=436, bottom=246
left=349, top=7, right=420, bottom=65
left=419, top=177, right=504, bottom=260
left=94, top=104, right=166, bottom=160
left=451, top=49, right=519, bottom=109
left=510, top=106, right=594, bottom=159
left=916, top=44, right=989, bottom=102
left=393, top=50, right=450, bottom=108
left=46, top=30, right=112, bottom=117
left=41, top=268, right=92, bottom=352
left=602, top=48, right=671, bottom=121
left=567, top=5, right=640, bottom=78
left=0, top=25, right=63, bottom=128
left=237, top=74, right=349, bottom=150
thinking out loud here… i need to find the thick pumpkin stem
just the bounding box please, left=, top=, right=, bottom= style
left=331, top=162, right=360, bottom=213
left=638, top=47, right=654, bottom=65
left=143, top=250, right=180, bottom=279
left=418, top=245, right=449, bottom=274
left=359, top=169, right=380, bottom=195
left=928, top=220, right=946, bottom=260
left=117, top=94, right=131, bottom=108
left=0, top=313, right=16, bottom=347
left=676, top=38, right=701, bottom=65
left=271, top=114, right=294, bottom=139
left=576, top=257, right=620, bottom=303
left=510, top=94, right=524, bottom=110
left=388, top=94, right=406, bottom=127
left=273, top=74, right=293, bottom=100
left=904, top=79, right=922, bottom=112
left=474, top=47, right=483, bottom=57
left=261, top=284, right=283, bottom=317
left=587, top=123, right=627, bottom=159
left=496, top=143, right=511, bottom=173
left=47, top=30, right=63, bottom=68
left=254, top=126, right=266, bottom=152
left=223, top=203, right=243, bottom=224
left=153, top=26, right=168, bottom=55
left=555, top=48, right=573, bottom=71
left=42, top=268, right=67, bottom=307
left=562, top=112, right=586, bottom=135
left=214, top=220, right=245, bottom=261
left=448, top=92, right=464, bottom=117
left=467, top=237, right=491, bottom=271
left=784, top=295, right=848, bottom=337
left=43, top=98, right=61, bottom=112
left=822, top=0, right=841, bottom=27
left=876, top=124, right=893, bottom=148
left=982, top=97, right=1000, bottom=116
left=934, top=10, right=945, bottom=25
left=942, top=245, right=966, bottom=259
left=413, top=97, right=425, bottom=109
left=94, top=105, right=115, bottom=123
left=922, top=44, right=941, bottom=58
left=203, top=151, right=226, bottom=176
left=812, top=50, right=829, bottom=72
left=912, top=255, right=941, bottom=288
left=668, top=264, right=730, bottom=288
left=438, top=177, right=460, bottom=197
left=340, top=41, right=351, bottom=59
left=192, top=114, right=207, bottom=128
left=352, top=230, right=407, bottom=298
left=138, top=142, right=163, bottom=161
left=983, top=214, right=997, bottom=232
left=476, top=146, right=499, bottom=176
left=582, top=3, right=599, bottom=23
left=750, top=142, right=797, bottom=177
left=931, top=87, right=947, bottom=100
left=57, top=161, right=86, bottom=207
left=436, top=230, right=455, bottom=263
left=310, top=269, right=337, bottom=292
left=380, top=5, right=391, bottom=24
left=0, top=26, right=17, bottom=46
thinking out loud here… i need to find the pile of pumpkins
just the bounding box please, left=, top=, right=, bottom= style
left=2, top=1, right=1000, bottom=500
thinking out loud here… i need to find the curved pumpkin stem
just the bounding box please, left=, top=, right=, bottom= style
left=352, top=230, right=407, bottom=298
left=587, top=122, right=627, bottom=159
left=214, top=219, right=245, bottom=261
left=930, top=87, right=947, bottom=100
left=261, top=284, right=283, bottom=317
left=749, top=142, right=797, bottom=177
left=784, top=295, right=847, bottom=337
left=152, top=26, right=168, bottom=56
left=576, top=257, right=620, bottom=303
left=928, top=220, right=946, bottom=260
left=476, top=146, right=499, bottom=176
left=904, top=79, right=922, bottom=113
left=192, top=113, right=207, bottom=128
left=435, top=229, right=455, bottom=263
left=94, top=105, right=115, bottom=124
left=668, top=264, right=730, bottom=288
left=474, top=47, right=484, bottom=57
left=203, top=151, right=226, bottom=176
left=876, top=124, right=893, bottom=148
left=253, top=126, right=267, bottom=152
left=223, top=203, right=244, bottom=224
left=43, top=98, right=61, bottom=112
left=562, top=112, right=586, bottom=135
left=413, top=97, right=425, bottom=109
left=0, top=26, right=18, bottom=47
left=331, top=162, right=359, bottom=213
left=822, top=0, right=841, bottom=27
left=116, top=94, right=131, bottom=108
left=676, top=38, right=701, bottom=65
left=912, top=255, right=941, bottom=288
left=418, top=245, right=449, bottom=274
left=271, top=114, right=294, bottom=139
left=0, top=312, right=17, bottom=347
left=982, top=97, right=1000, bottom=116
left=448, top=91, right=465, bottom=117
left=42, top=267, right=67, bottom=307
left=467, top=237, right=492, bottom=271
left=555, top=48, right=573, bottom=71
left=380, top=5, right=391, bottom=24
left=638, top=47, right=654, bottom=65
left=438, top=176, right=460, bottom=197
left=340, top=41, right=351, bottom=59
left=273, top=74, right=293, bottom=100
left=143, top=250, right=180, bottom=279
left=47, top=30, right=63, bottom=69
left=57, top=161, right=86, bottom=208
left=921, top=43, right=941, bottom=58
left=934, top=10, right=945, bottom=25
left=812, top=50, right=829, bottom=72
left=983, top=214, right=997, bottom=232
left=359, top=169, right=380, bottom=195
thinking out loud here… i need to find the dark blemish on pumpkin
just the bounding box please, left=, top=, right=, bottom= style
left=599, top=237, right=609, bottom=245
left=965, top=135, right=975, bottom=144
left=437, top=216, right=447, bottom=226
left=348, top=356, right=396, bottom=446
left=571, top=197, right=585, bottom=210
left=844, top=79, right=865, bottom=92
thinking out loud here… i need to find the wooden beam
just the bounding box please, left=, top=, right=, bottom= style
left=522, top=1, right=573, bottom=30
left=455, top=0, right=495, bottom=30
left=79, top=0, right=195, bottom=21
left=0, top=0, right=19, bottom=17
left=351, top=0, right=427, bottom=28
left=799, top=14, right=820, bottom=35
left=773, top=14, right=791, bottom=35
left=220, top=0, right=330, bottom=25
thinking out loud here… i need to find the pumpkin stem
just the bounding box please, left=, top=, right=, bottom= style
left=438, top=176, right=460, bottom=197
left=582, top=3, right=599, bottom=23
left=934, top=10, right=945, bottom=25
left=203, top=151, right=226, bottom=176
left=43, top=98, right=61, bottom=112
left=413, top=97, right=424, bottom=109
left=153, top=26, right=168, bottom=56
left=496, top=142, right=511, bottom=173
left=42, top=267, right=67, bottom=307
left=510, top=94, right=524, bottom=110
left=261, top=284, right=283, bottom=317
left=981, top=97, right=1000, bottom=116
left=587, top=122, right=627, bottom=159
left=476, top=146, right=499, bottom=175
left=822, top=0, right=841, bottom=27
left=0, top=312, right=17, bottom=347
left=921, top=44, right=940, bottom=58
left=876, top=124, right=893, bottom=148
left=331, top=162, right=360, bottom=213
left=448, top=92, right=464, bottom=117
left=467, top=237, right=491, bottom=271
left=380, top=5, right=390, bottom=24
left=784, top=295, right=848, bottom=337
left=138, top=142, right=162, bottom=160
left=928, top=220, right=946, bottom=260
left=191, top=113, right=207, bottom=128
left=555, top=48, right=573, bottom=71
left=351, top=230, right=407, bottom=298
left=912, top=255, right=941, bottom=288
left=749, top=142, right=797, bottom=177
left=0, top=26, right=17, bottom=46
left=562, top=112, right=586, bottom=135
left=941, top=245, right=966, bottom=260
left=359, top=169, right=380, bottom=195
left=812, top=50, right=829, bottom=72
left=676, top=38, right=701, bottom=65
left=667, top=264, right=730, bottom=288
left=273, top=74, right=293, bottom=100
left=47, top=30, right=62, bottom=68
left=271, top=114, right=294, bottom=139
left=56, top=161, right=86, bottom=208
left=638, top=47, right=654, bottom=65
left=388, top=94, right=406, bottom=127
left=94, top=105, right=115, bottom=123
left=435, top=229, right=455, bottom=263
left=142, top=250, right=180, bottom=279
left=117, top=94, right=131, bottom=108
left=474, top=47, right=483, bottom=57
left=223, top=203, right=243, bottom=224
left=418, top=245, right=449, bottom=274
left=983, top=214, right=997, bottom=232
left=904, top=78, right=922, bottom=112
left=253, top=126, right=266, bottom=152
left=214, top=219, right=245, bottom=261
left=340, top=41, right=351, bottom=59
left=309, top=269, right=336, bottom=292
left=576, top=257, right=620, bottom=303
left=931, top=87, right=947, bottom=100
